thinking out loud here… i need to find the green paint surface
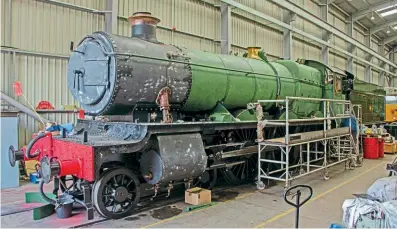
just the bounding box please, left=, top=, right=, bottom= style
left=350, top=79, right=385, bottom=123
left=33, top=204, right=55, bottom=220
left=233, top=109, right=257, bottom=121
left=178, top=48, right=344, bottom=120
left=25, top=192, right=57, bottom=203
left=275, top=60, right=323, bottom=117
left=181, top=49, right=228, bottom=111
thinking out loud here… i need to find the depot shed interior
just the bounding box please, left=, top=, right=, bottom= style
left=1, top=0, right=397, bottom=228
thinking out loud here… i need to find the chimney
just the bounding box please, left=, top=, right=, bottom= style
left=128, top=12, right=160, bottom=43
left=247, top=47, right=261, bottom=59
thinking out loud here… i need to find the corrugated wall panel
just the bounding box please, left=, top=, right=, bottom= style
left=1, top=53, right=77, bottom=147
left=232, top=16, right=256, bottom=49
left=334, top=56, right=346, bottom=71
left=118, top=0, right=172, bottom=28
left=291, top=38, right=321, bottom=61
left=254, top=25, right=282, bottom=58
left=235, top=0, right=282, bottom=21
left=356, top=65, right=365, bottom=81
left=372, top=71, right=379, bottom=85
left=118, top=0, right=219, bottom=52
left=10, top=0, right=104, bottom=55
left=1, top=0, right=10, bottom=46
left=296, top=0, right=323, bottom=40
left=2, top=0, right=104, bottom=146
left=56, top=0, right=105, bottom=10
left=293, top=38, right=304, bottom=60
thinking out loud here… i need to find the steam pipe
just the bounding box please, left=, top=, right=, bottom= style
left=25, top=132, right=46, bottom=159
left=1, top=91, right=51, bottom=123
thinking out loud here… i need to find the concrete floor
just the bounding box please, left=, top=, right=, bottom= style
left=89, top=155, right=393, bottom=228
left=1, top=155, right=394, bottom=228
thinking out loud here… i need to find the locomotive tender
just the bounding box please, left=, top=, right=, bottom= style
left=9, top=12, right=354, bottom=219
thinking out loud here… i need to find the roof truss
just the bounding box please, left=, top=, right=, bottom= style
left=352, top=0, right=397, bottom=21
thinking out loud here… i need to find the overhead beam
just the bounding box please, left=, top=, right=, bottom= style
left=379, top=43, right=386, bottom=86
left=321, top=0, right=331, bottom=65
left=220, top=0, right=397, bottom=76
left=370, top=20, right=397, bottom=34
left=347, top=16, right=355, bottom=73
left=104, top=0, right=118, bottom=34
left=260, top=0, right=397, bottom=69
left=282, top=10, right=295, bottom=60
left=364, top=32, right=373, bottom=83
left=383, top=35, right=397, bottom=45
left=392, top=50, right=397, bottom=86
left=352, top=0, right=397, bottom=21
left=220, top=3, right=232, bottom=55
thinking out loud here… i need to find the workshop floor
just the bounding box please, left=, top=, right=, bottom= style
left=1, top=155, right=394, bottom=228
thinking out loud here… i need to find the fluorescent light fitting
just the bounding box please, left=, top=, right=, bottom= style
left=380, top=9, right=397, bottom=17
left=377, top=4, right=397, bottom=12
left=371, top=15, right=375, bottom=20
left=394, top=26, right=397, bottom=30
left=387, top=30, right=391, bottom=33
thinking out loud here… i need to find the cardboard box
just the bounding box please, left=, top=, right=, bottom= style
left=185, top=187, right=211, bottom=205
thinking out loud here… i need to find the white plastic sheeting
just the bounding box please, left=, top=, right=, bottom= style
left=342, top=176, right=397, bottom=228
left=367, top=176, right=397, bottom=202
left=342, top=199, right=397, bottom=228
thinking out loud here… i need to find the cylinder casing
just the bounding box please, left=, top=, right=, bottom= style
left=139, top=133, right=207, bottom=184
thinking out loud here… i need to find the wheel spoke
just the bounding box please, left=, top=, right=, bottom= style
left=94, top=169, right=141, bottom=218
left=241, top=160, right=246, bottom=178
left=249, top=129, right=255, bottom=142
left=121, top=175, right=125, bottom=185
left=105, top=184, right=114, bottom=192
left=127, top=192, right=134, bottom=200
left=104, top=198, right=113, bottom=207
left=236, top=131, right=243, bottom=142
left=113, top=176, right=118, bottom=186
left=236, top=162, right=243, bottom=179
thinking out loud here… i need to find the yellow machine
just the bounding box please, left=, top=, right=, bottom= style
left=384, top=87, right=397, bottom=123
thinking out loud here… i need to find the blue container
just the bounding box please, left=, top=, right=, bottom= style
left=29, top=173, right=41, bottom=184
left=330, top=223, right=344, bottom=228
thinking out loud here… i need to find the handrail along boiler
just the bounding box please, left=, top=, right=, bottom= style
left=9, top=12, right=354, bottom=219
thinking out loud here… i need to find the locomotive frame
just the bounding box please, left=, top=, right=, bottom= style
left=8, top=12, right=362, bottom=220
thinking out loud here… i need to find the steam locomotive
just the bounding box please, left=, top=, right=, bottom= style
left=9, top=12, right=359, bottom=219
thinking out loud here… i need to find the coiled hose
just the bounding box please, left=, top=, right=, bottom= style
left=39, top=179, right=88, bottom=209
left=39, top=179, right=56, bottom=205
left=25, top=132, right=46, bottom=159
